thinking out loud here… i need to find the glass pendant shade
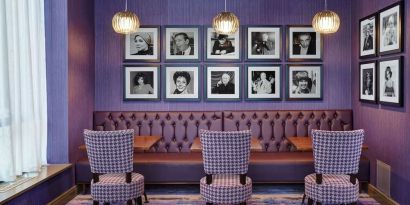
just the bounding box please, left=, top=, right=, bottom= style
left=312, top=10, right=340, bottom=34
left=212, top=11, right=240, bottom=35
left=112, top=11, right=140, bottom=34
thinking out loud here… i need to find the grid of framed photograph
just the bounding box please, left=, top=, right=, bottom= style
left=286, top=65, right=322, bottom=100
left=287, top=26, right=322, bottom=61
left=378, top=2, right=403, bottom=56
left=359, top=61, right=377, bottom=103
left=163, top=26, right=201, bottom=61
left=359, top=14, right=377, bottom=58
left=245, top=26, right=281, bottom=61
left=125, top=26, right=160, bottom=62
left=245, top=65, right=281, bottom=101
left=124, top=66, right=160, bottom=101
left=204, top=65, right=241, bottom=101
left=377, top=57, right=402, bottom=106
left=162, top=65, right=200, bottom=101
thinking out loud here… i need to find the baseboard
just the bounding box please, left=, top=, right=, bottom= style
left=47, top=185, right=77, bottom=205
left=368, top=184, right=399, bottom=205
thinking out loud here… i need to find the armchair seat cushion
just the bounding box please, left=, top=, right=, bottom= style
left=200, top=174, right=252, bottom=204
left=304, top=173, right=359, bottom=204
left=91, top=173, right=144, bottom=202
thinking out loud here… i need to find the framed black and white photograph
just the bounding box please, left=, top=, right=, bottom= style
left=286, top=65, right=322, bottom=100
left=124, top=66, right=160, bottom=101
left=246, top=26, right=281, bottom=61
left=125, top=26, right=160, bottom=62
left=378, top=57, right=402, bottom=106
left=164, top=26, right=200, bottom=61
left=205, top=65, right=241, bottom=101
left=379, top=2, right=403, bottom=55
left=287, top=26, right=322, bottom=61
left=163, top=65, right=200, bottom=101
left=359, top=14, right=377, bottom=58
left=245, top=65, right=281, bottom=101
left=359, top=61, right=377, bottom=103
left=205, top=27, right=240, bottom=61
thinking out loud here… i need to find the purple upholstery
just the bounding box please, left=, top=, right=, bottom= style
left=223, top=110, right=352, bottom=152
left=94, top=111, right=223, bottom=152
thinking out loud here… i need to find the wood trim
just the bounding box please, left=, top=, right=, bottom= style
left=368, top=184, right=399, bottom=205
left=47, top=185, right=77, bottom=205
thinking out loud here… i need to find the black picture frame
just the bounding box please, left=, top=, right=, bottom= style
left=286, top=25, right=323, bottom=62
left=285, top=64, right=323, bottom=100
left=244, top=25, right=282, bottom=61
left=163, top=25, right=201, bottom=62
left=204, top=26, right=241, bottom=62
left=245, top=64, right=282, bottom=101
left=162, top=65, right=201, bottom=102
left=359, top=13, right=378, bottom=58
left=204, top=64, right=242, bottom=101
left=124, top=26, right=160, bottom=62
left=377, top=56, right=403, bottom=107
left=359, top=61, right=378, bottom=103
left=123, top=65, right=161, bottom=101
left=378, top=1, right=404, bottom=56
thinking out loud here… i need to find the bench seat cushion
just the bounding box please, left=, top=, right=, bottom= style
left=76, top=152, right=369, bottom=184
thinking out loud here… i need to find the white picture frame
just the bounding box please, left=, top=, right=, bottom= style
left=163, top=65, right=200, bottom=101
left=246, top=26, right=281, bottom=61
left=125, top=27, right=160, bottom=62
left=205, top=27, right=240, bottom=61
left=164, top=26, right=200, bottom=61
left=246, top=65, right=281, bottom=100
left=205, top=65, right=241, bottom=101
left=124, top=66, right=160, bottom=100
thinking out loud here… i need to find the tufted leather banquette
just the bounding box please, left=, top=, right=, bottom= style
left=76, top=110, right=369, bottom=184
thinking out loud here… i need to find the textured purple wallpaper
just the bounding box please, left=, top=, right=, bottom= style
left=94, top=0, right=352, bottom=111
left=45, top=0, right=69, bottom=163
left=351, top=0, right=410, bottom=204
left=68, top=0, right=95, bottom=163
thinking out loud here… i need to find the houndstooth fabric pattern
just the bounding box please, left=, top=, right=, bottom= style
left=312, top=129, right=364, bottom=174
left=200, top=174, right=252, bottom=204
left=91, top=173, right=144, bottom=202
left=305, top=173, right=359, bottom=204
left=199, top=129, right=251, bottom=174
left=84, top=129, right=134, bottom=173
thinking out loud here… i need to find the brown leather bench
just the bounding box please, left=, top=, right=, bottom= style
left=75, top=110, right=369, bottom=184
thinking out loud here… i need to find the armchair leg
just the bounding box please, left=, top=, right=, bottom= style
left=307, top=198, right=314, bottom=205
left=93, top=201, right=98, bottom=205
left=126, top=199, right=132, bottom=205
left=239, top=202, right=246, bottom=205
left=103, top=202, right=109, bottom=205
left=136, top=196, right=142, bottom=205
left=302, top=193, right=306, bottom=203
left=144, top=192, right=149, bottom=203
left=316, top=202, right=321, bottom=205
left=350, top=202, right=357, bottom=205
left=206, top=203, right=212, bottom=205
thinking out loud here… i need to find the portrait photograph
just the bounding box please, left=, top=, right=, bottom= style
left=125, top=26, right=160, bottom=62
left=205, top=27, right=240, bottom=61
left=163, top=66, right=200, bottom=101
left=124, top=66, right=160, bottom=101
left=205, top=65, right=241, bottom=101
left=378, top=57, right=402, bottom=106
left=287, top=26, right=322, bottom=61
left=359, top=14, right=377, bottom=58
left=359, top=61, right=377, bottom=103
left=286, top=65, right=322, bottom=100
left=246, top=26, right=281, bottom=61
left=164, top=26, right=200, bottom=61
left=379, top=2, right=403, bottom=55
left=245, top=65, right=281, bottom=101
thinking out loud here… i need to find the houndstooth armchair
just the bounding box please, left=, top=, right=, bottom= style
left=84, top=129, right=145, bottom=205
left=303, top=129, right=365, bottom=205
left=199, top=129, right=253, bottom=205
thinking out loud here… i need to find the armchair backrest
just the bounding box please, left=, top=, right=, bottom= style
left=312, top=129, right=364, bottom=174
left=200, top=129, right=251, bottom=175
left=84, top=129, right=134, bottom=173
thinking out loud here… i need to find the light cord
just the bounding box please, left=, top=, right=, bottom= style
left=325, top=0, right=327, bottom=10
left=224, top=0, right=226, bottom=11
left=125, top=0, right=128, bottom=11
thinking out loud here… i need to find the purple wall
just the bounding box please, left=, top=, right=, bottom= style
left=351, top=0, right=410, bottom=204
left=68, top=0, right=95, bottom=163
left=95, top=0, right=352, bottom=111
left=45, top=0, right=69, bottom=163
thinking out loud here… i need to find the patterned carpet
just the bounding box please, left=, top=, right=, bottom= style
left=67, top=184, right=380, bottom=205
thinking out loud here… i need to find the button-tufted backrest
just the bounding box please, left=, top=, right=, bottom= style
left=223, top=110, right=352, bottom=152
left=94, top=111, right=223, bottom=152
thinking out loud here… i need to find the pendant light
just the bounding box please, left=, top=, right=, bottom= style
left=312, top=0, right=340, bottom=34
left=212, top=0, right=240, bottom=35
left=112, top=0, right=140, bottom=34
